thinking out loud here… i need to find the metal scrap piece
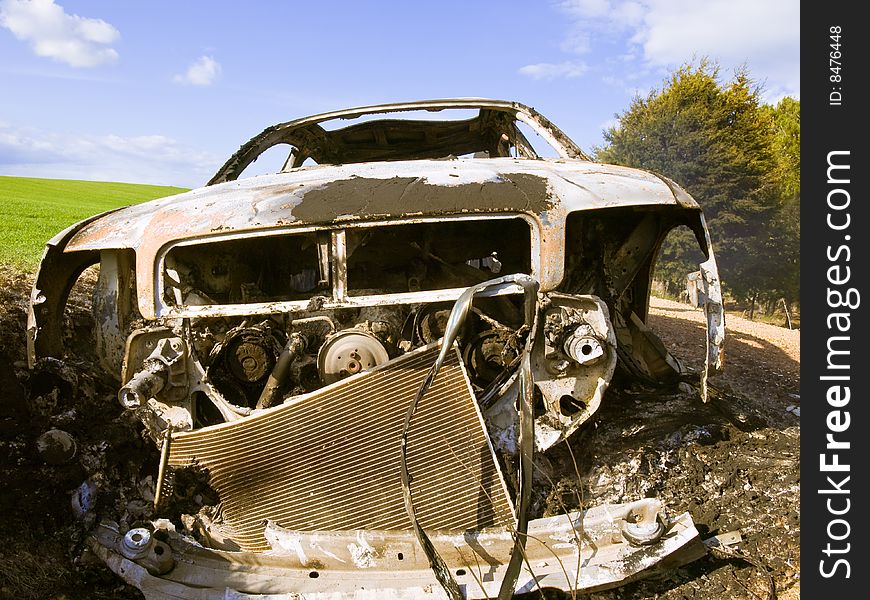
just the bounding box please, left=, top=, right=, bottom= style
left=88, top=500, right=705, bottom=599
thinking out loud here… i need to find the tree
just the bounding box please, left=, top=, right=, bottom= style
left=595, top=61, right=796, bottom=305
left=763, top=97, right=800, bottom=306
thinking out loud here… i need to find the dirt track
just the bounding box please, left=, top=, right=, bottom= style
left=0, top=268, right=800, bottom=599
left=649, top=296, right=800, bottom=415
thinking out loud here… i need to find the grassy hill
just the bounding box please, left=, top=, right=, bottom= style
left=0, top=176, right=188, bottom=270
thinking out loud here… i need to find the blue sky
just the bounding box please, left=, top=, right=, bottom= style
left=1, top=0, right=799, bottom=188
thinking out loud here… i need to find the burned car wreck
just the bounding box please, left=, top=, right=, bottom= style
left=27, top=99, right=724, bottom=598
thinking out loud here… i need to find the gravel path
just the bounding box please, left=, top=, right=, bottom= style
left=648, top=296, right=800, bottom=416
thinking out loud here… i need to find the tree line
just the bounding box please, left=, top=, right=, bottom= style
left=595, top=60, right=800, bottom=316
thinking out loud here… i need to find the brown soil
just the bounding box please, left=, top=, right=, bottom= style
left=0, top=267, right=799, bottom=599
left=0, top=266, right=149, bottom=599
left=648, top=296, right=800, bottom=417
left=545, top=297, right=801, bottom=599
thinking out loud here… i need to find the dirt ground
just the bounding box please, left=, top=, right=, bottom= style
left=0, top=267, right=799, bottom=599
left=564, top=297, right=801, bottom=599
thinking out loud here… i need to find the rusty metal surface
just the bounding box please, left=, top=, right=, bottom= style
left=167, top=344, right=514, bottom=552
left=64, top=159, right=695, bottom=255
left=59, top=158, right=702, bottom=320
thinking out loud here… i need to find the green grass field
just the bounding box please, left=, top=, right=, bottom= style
left=0, top=176, right=188, bottom=270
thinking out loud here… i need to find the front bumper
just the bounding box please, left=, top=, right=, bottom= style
left=90, top=498, right=705, bottom=599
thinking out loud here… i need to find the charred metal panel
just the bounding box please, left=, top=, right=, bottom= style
left=289, top=173, right=552, bottom=223
left=613, top=311, right=684, bottom=382
left=607, top=214, right=661, bottom=299
left=27, top=209, right=127, bottom=366
left=92, top=250, right=137, bottom=375
left=89, top=502, right=704, bottom=598
left=529, top=294, right=617, bottom=449
left=167, top=344, right=514, bottom=551
left=61, top=160, right=690, bottom=257
left=58, top=161, right=695, bottom=321
left=27, top=250, right=97, bottom=367
left=697, top=215, right=725, bottom=399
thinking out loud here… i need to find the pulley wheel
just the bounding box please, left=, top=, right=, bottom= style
left=317, top=330, right=389, bottom=385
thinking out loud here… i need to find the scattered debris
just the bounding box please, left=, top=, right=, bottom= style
left=36, top=428, right=77, bottom=464
left=704, top=530, right=744, bottom=550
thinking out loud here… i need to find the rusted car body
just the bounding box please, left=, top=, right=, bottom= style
left=27, top=99, right=723, bottom=598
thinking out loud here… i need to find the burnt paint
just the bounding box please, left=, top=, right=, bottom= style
left=290, top=173, right=553, bottom=223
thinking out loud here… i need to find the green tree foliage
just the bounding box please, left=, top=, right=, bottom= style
left=768, top=96, right=801, bottom=199
left=595, top=61, right=799, bottom=305
left=763, top=97, right=800, bottom=304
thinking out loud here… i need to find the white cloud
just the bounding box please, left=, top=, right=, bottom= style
left=174, top=55, right=221, bottom=86
left=0, top=123, right=219, bottom=187
left=558, top=0, right=644, bottom=30
left=549, top=0, right=799, bottom=97
left=635, top=1, right=795, bottom=64
left=518, top=61, right=588, bottom=81
left=634, top=0, right=799, bottom=96
left=614, top=1, right=644, bottom=26
left=0, top=0, right=119, bottom=68
left=558, top=0, right=611, bottom=19
left=559, top=29, right=591, bottom=54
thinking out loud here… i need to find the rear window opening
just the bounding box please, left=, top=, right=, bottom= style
left=237, top=142, right=295, bottom=179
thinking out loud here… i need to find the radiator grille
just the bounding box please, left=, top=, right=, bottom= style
left=168, top=345, right=515, bottom=551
